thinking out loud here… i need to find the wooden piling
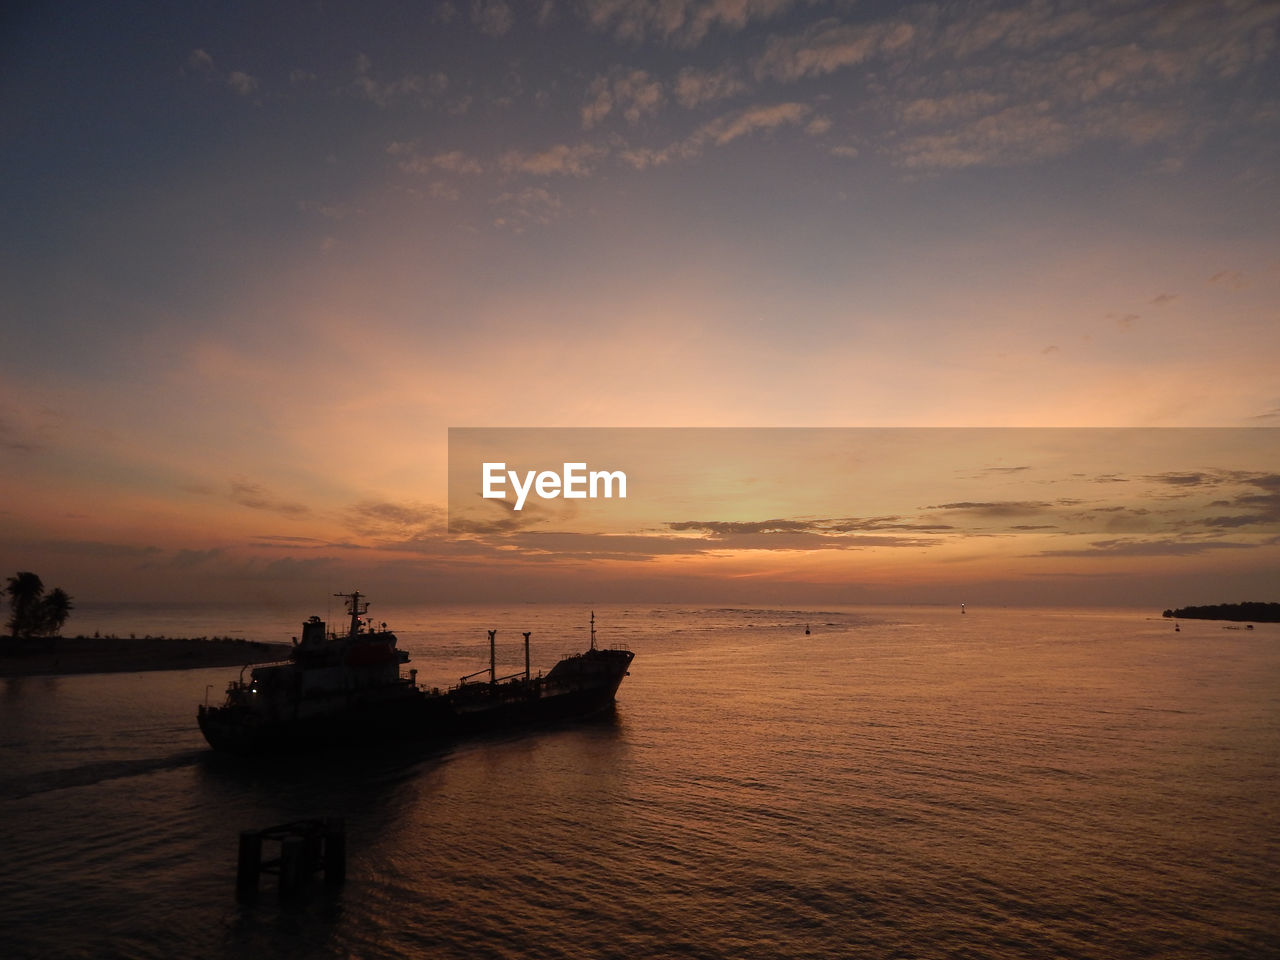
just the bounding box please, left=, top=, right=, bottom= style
left=324, top=817, right=346, bottom=886
left=236, top=830, right=262, bottom=898
left=303, top=831, right=322, bottom=875
left=279, top=836, right=304, bottom=898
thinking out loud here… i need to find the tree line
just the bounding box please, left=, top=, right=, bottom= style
left=1162, top=602, right=1280, bottom=623
left=5, top=572, right=74, bottom=638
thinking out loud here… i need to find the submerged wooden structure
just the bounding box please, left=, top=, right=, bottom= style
left=236, top=817, right=346, bottom=900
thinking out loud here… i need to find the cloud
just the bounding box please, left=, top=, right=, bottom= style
left=472, top=0, right=514, bottom=36
left=229, top=479, right=311, bottom=518
left=443, top=512, right=951, bottom=562
left=878, top=1, right=1279, bottom=171
left=895, top=103, right=1074, bottom=170
left=388, top=143, right=484, bottom=175
left=0, top=405, right=64, bottom=453
left=491, top=186, right=565, bottom=231
left=805, top=114, right=832, bottom=136
left=935, top=0, right=1272, bottom=87
left=227, top=71, right=258, bottom=96
left=581, top=77, right=613, bottom=128
left=347, top=499, right=445, bottom=535
left=901, top=91, right=1007, bottom=125
left=674, top=64, right=749, bottom=108
left=1149, top=292, right=1178, bottom=306
left=1120, top=471, right=1280, bottom=532
left=1037, top=537, right=1264, bottom=558
left=499, top=142, right=604, bottom=177
left=427, top=181, right=462, bottom=201
left=924, top=500, right=1057, bottom=516
left=939, top=1, right=1094, bottom=59
left=1209, top=269, right=1248, bottom=289
left=702, top=101, right=812, bottom=145
left=446, top=510, right=537, bottom=536
left=257, top=555, right=343, bottom=581
left=582, top=68, right=665, bottom=128
left=1199, top=514, right=1271, bottom=529
left=452, top=526, right=934, bottom=560
left=668, top=516, right=952, bottom=535
left=1203, top=472, right=1280, bottom=525
left=170, top=548, right=224, bottom=568
left=1143, top=471, right=1216, bottom=488
left=188, top=49, right=215, bottom=73
left=669, top=530, right=934, bottom=552
left=185, top=48, right=260, bottom=99
left=579, top=0, right=801, bottom=48
left=613, top=69, right=664, bottom=124
left=252, top=535, right=331, bottom=546
left=352, top=53, right=447, bottom=107
left=755, top=17, right=915, bottom=83
left=618, top=100, right=814, bottom=168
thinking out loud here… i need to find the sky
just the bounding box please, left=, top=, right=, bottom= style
left=2, top=0, right=1278, bottom=608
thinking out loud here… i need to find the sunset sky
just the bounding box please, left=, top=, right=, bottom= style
left=2, top=1, right=1278, bottom=607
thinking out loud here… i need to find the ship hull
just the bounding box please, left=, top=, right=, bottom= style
left=197, top=690, right=448, bottom=755
left=198, top=648, right=633, bottom=755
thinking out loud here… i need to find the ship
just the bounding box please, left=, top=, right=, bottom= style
left=197, top=591, right=633, bottom=755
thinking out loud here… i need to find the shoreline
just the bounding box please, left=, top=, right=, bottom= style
left=0, top=636, right=294, bottom=678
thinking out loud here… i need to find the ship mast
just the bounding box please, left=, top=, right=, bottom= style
left=590, top=610, right=596, bottom=651
left=335, top=591, right=368, bottom=638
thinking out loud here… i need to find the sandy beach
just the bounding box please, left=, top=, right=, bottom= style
left=0, top=636, right=293, bottom=678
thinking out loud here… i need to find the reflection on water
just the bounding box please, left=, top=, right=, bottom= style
left=0, top=605, right=1277, bottom=959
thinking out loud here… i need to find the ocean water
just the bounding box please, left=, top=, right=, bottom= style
left=1, top=604, right=1276, bottom=960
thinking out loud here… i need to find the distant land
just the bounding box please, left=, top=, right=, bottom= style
left=1161, top=602, right=1280, bottom=623
left=0, top=635, right=292, bottom=678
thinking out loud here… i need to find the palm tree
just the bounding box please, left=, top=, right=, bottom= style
left=5, top=571, right=44, bottom=638
left=41, top=588, right=74, bottom=636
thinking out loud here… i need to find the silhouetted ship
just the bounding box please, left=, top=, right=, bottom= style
left=197, top=592, right=633, bottom=755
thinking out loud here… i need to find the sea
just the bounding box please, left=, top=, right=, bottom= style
left=1, top=603, right=1276, bottom=960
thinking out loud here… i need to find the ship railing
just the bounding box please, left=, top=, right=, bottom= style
left=447, top=670, right=543, bottom=693
left=562, top=643, right=630, bottom=656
